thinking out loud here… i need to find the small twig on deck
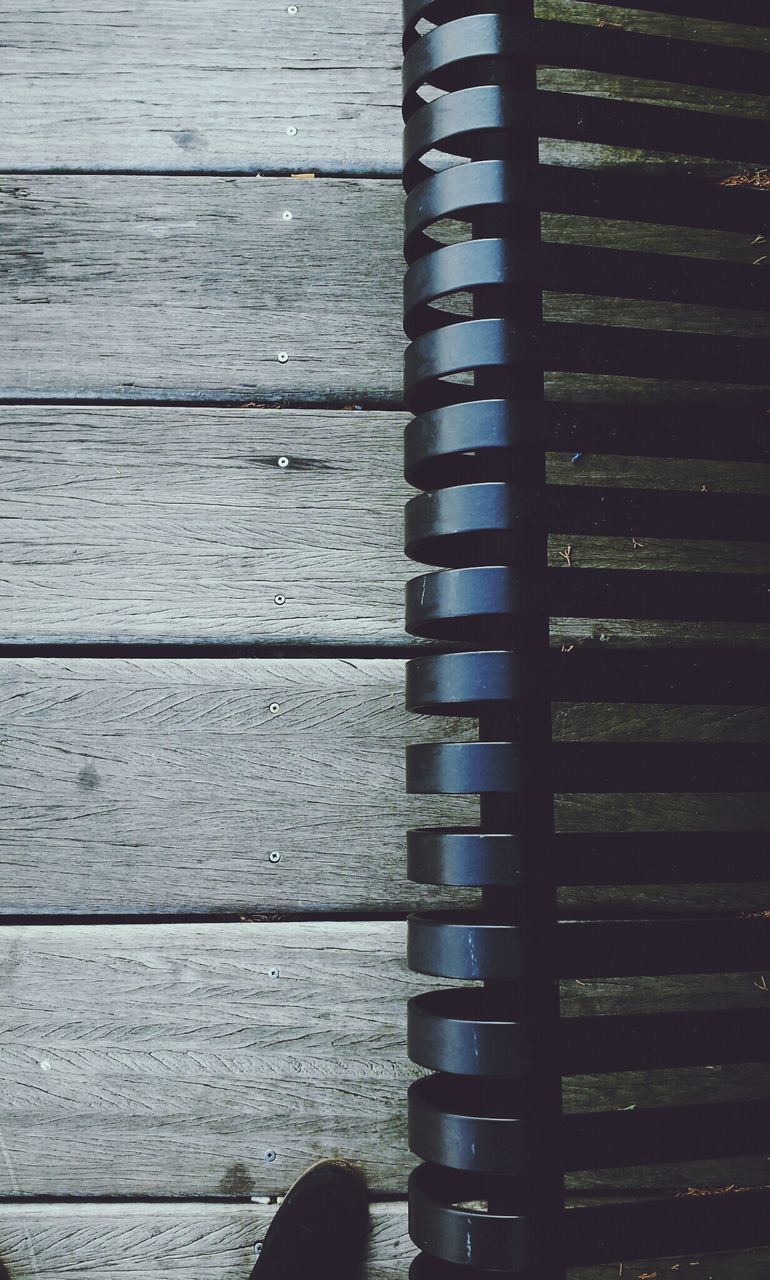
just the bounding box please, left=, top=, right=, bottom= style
left=559, top=545, right=572, bottom=568
left=631, top=536, right=644, bottom=549
left=754, top=974, right=769, bottom=993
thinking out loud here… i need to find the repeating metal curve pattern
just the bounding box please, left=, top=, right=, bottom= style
left=401, top=2, right=770, bottom=1276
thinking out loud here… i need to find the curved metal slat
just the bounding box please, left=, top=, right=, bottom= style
left=404, top=0, right=770, bottom=29
left=406, top=566, right=770, bottom=639
left=409, top=1077, right=770, bottom=1174
left=404, top=239, right=769, bottom=342
left=410, top=1163, right=770, bottom=1271
left=404, top=163, right=770, bottom=264
left=405, top=321, right=770, bottom=416
left=403, top=403, right=770, bottom=490
left=408, top=991, right=770, bottom=1076
left=403, top=87, right=770, bottom=191
left=405, top=484, right=769, bottom=565
left=406, top=650, right=770, bottom=712
left=403, top=16, right=770, bottom=107
left=407, top=912, right=770, bottom=980
left=407, top=828, right=770, bottom=887
left=407, top=741, right=770, bottom=795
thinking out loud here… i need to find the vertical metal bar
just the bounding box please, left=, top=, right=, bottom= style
left=472, top=1, right=564, bottom=1263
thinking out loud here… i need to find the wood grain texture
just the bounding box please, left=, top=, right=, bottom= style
left=0, top=1, right=767, bottom=173
left=1, top=657, right=767, bottom=917
left=3, top=407, right=769, bottom=647
left=2, top=176, right=770, bottom=402
left=0, top=922, right=768, bottom=1197
left=0, top=1201, right=767, bottom=1280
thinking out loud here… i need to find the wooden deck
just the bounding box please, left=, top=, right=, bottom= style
left=1, top=2, right=769, bottom=1277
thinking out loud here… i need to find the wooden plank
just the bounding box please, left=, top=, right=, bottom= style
left=0, top=1, right=767, bottom=173
left=0, top=1201, right=767, bottom=1280
left=1, top=657, right=767, bottom=917
left=3, top=407, right=769, bottom=647
left=0, top=922, right=768, bottom=1197
left=3, top=176, right=770, bottom=402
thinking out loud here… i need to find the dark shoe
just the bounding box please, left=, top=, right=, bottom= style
left=250, top=1159, right=369, bottom=1280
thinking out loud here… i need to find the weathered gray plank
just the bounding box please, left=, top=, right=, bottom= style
left=0, top=1, right=767, bottom=173
left=0, top=922, right=768, bottom=1197
left=3, top=407, right=769, bottom=647
left=0, top=1201, right=767, bottom=1280
left=1, top=658, right=767, bottom=916
left=2, top=176, right=770, bottom=402
left=0, top=1200, right=767, bottom=1280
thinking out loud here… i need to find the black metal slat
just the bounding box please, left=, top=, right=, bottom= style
left=405, top=321, right=770, bottom=418
left=406, top=649, right=770, bottom=709
left=405, top=484, right=769, bottom=566
left=404, top=239, right=769, bottom=341
left=409, top=1078, right=770, bottom=1173
left=405, top=163, right=770, bottom=265
left=403, top=403, right=770, bottom=486
left=404, top=0, right=770, bottom=35
left=409, top=1165, right=770, bottom=1273
left=406, top=566, right=769, bottom=637
left=408, top=992, right=770, bottom=1076
left=407, top=828, right=770, bottom=887
left=407, top=740, right=770, bottom=794
left=407, top=912, right=770, bottom=979
left=403, top=87, right=770, bottom=191
left=403, top=15, right=770, bottom=106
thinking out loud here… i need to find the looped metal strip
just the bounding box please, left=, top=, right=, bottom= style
left=408, top=992, right=770, bottom=1077
left=406, top=650, right=770, bottom=712
left=403, top=86, right=770, bottom=191
left=407, top=828, right=770, bottom=888
left=409, top=1077, right=770, bottom=1175
left=409, top=1162, right=770, bottom=1272
left=403, top=14, right=770, bottom=112
left=403, top=402, right=770, bottom=490
left=407, top=912, right=770, bottom=981
left=406, top=566, right=769, bottom=640
left=403, top=0, right=770, bottom=32
left=405, top=483, right=768, bottom=565
left=406, top=319, right=770, bottom=415
left=404, top=238, right=765, bottom=341
left=404, top=162, right=770, bottom=264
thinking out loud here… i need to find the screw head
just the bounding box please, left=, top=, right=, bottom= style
left=286, top=125, right=298, bottom=137
left=264, top=1149, right=278, bottom=1163
left=287, top=4, right=298, bottom=12
left=254, top=1242, right=264, bottom=1258
left=277, top=455, right=289, bottom=468
left=269, top=702, right=281, bottom=714
left=268, top=850, right=281, bottom=864
left=274, top=594, right=286, bottom=606
left=277, top=351, right=289, bottom=363
left=281, top=210, right=293, bottom=221
left=268, top=967, right=280, bottom=980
